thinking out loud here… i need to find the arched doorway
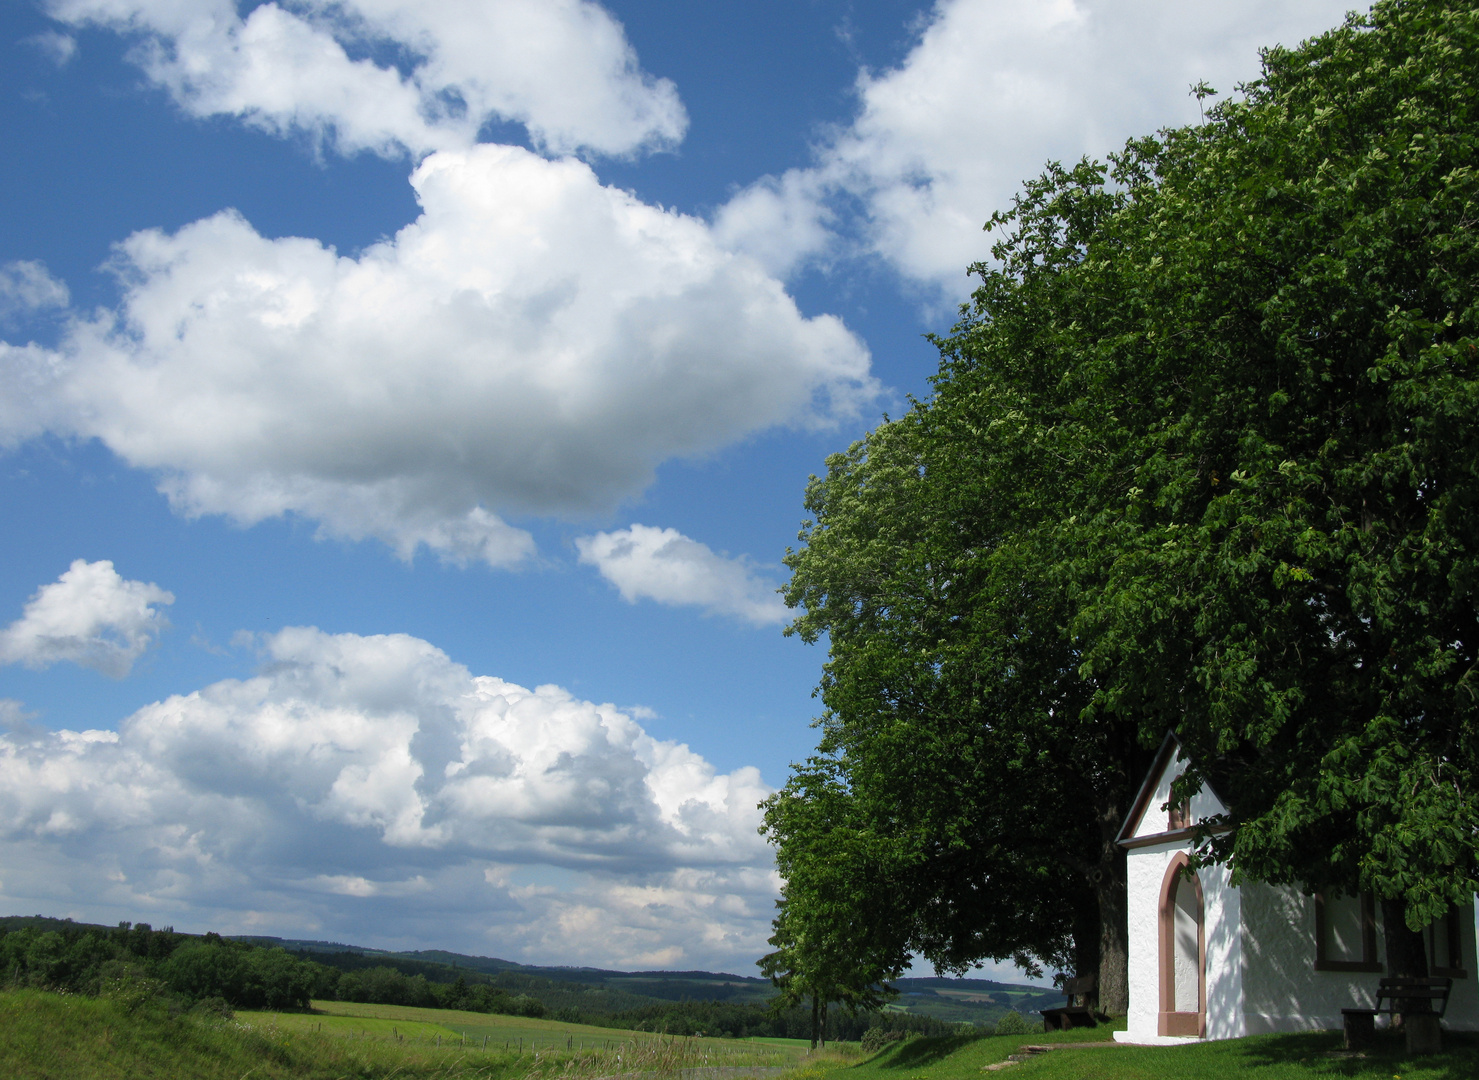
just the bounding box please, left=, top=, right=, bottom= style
left=1158, top=853, right=1205, bottom=1037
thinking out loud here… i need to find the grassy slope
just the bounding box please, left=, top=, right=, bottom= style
left=816, top=1024, right=1479, bottom=1080
left=0, top=990, right=802, bottom=1080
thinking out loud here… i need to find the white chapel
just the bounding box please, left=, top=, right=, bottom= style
left=1113, top=733, right=1479, bottom=1044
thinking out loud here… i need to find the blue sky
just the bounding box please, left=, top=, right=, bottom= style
left=0, top=0, right=1354, bottom=975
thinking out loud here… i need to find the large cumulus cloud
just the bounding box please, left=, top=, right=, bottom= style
left=0, top=626, right=777, bottom=969
left=718, top=0, right=1356, bottom=296
left=45, top=0, right=686, bottom=158
left=2, top=145, right=873, bottom=565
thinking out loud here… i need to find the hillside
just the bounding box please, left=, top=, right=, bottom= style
left=0, top=988, right=799, bottom=1080
left=0, top=913, right=1060, bottom=1031
left=235, top=934, right=1060, bottom=1026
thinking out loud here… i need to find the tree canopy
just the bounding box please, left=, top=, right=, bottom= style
left=765, top=0, right=1479, bottom=1009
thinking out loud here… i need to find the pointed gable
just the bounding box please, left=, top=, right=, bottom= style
left=1117, top=731, right=1230, bottom=849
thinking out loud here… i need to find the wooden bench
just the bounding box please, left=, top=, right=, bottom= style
left=1040, top=975, right=1099, bottom=1031
left=1341, top=977, right=1452, bottom=1049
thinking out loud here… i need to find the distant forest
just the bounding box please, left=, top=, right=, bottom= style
left=0, top=915, right=1058, bottom=1039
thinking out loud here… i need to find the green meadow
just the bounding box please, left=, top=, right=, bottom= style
left=0, top=988, right=807, bottom=1080
left=242, top=997, right=810, bottom=1055
left=9, top=986, right=1479, bottom=1080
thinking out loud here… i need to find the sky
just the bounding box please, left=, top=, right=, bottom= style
left=0, top=0, right=1357, bottom=978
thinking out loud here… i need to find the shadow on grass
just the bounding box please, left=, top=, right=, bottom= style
left=870, top=1035, right=983, bottom=1069
left=1227, top=1029, right=1479, bottom=1079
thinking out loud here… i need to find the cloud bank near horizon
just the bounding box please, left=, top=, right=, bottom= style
left=0, top=625, right=777, bottom=970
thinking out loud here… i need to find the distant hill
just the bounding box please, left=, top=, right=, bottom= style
left=231, top=938, right=780, bottom=1006
left=231, top=935, right=1060, bottom=1025
left=0, top=915, right=1059, bottom=1028
left=889, top=976, right=1063, bottom=1026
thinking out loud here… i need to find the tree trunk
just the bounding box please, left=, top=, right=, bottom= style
left=1381, top=897, right=1439, bottom=1055
left=1381, top=896, right=1429, bottom=979
left=1083, top=724, right=1145, bottom=1017
left=1071, top=888, right=1101, bottom=983
left=809, top=993, right=819, bottom=1050
left=1094, top=853, right=1129, bottom=1016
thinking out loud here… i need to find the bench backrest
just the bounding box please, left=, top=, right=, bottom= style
left=1375, top=977, right=1452, bottom=1017
left=1063, top=975, right=1097, bottom=1007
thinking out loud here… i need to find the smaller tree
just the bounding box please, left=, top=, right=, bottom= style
left=759, top=758, right=908, bottom=1048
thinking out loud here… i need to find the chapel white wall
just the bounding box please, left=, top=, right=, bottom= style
left=1122, top=839, right=1243, bottom=1041
left=1240, top=888, right=1479, bottom=1034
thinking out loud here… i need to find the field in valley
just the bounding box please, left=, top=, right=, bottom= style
left=0, top=989, right=816, bottom=1080
left=241, top=997, right=812, bottom=1056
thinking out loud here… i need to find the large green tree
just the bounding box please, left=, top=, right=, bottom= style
left=1066, top=0, right=1479, bottom=952
left=771, top=0, right=1478, bottom=1008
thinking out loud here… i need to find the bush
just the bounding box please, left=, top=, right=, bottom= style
left=189, top=995, right=235, bottom=1019
left=508, top=993, right=546, bottom=1018
left=993, top=1011, right=1030, bottom=1036
left=860, top=1027, right=908, bottom=1052
left=96, top=961, right=167, bottom=1015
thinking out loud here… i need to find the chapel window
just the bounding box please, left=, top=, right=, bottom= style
left=1314, top=891, right=1380, bottom=973
left=1427, top=908, right=1468, bottom=978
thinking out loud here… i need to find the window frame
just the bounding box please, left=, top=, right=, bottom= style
left=1314, top=891, right=1381, bottom=974
left=1429, top=908, right=1469, bottom=979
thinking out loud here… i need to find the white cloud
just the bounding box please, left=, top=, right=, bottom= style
left=577, top=524, right=787, bottom=627
left=24, top=30, right=78, bottom=67
left=0, top=261, right=70, bottom=322
left=0, top=626, right=777, bottom=970
left=721, top=0, right=1356, bottom=298
left=46, top=0, right=686, bottom=159
left=1, top=145, right=874, bottom=566
left=0, top=560, right=174, bottom=678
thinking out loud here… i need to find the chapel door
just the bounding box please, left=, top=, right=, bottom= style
left=1158, top=854, right=1206, bottom=1037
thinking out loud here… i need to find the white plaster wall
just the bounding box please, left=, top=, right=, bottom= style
left=1439, top=899, right=1479, bottom=1031
left=1203, top=858, right=1244, bottom=1040
left=1240, top=887, right=1479, bottom=1033
left=1123, top=843, right=1164, bottom=1042
left=1122, top=840, right=1244, bottom=1042
left=1239, top=882, right=1355, bottom=1033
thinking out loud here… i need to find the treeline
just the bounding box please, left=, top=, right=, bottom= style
left=294, top=948, right=656, bottom=1015
left=0, top=921, right=558, bottom=1017
left=0, top=922, right=319, bottom=1011
left=0, top=916, right=964, bottom=1039
left=601, top=999, right=954, bottom=1041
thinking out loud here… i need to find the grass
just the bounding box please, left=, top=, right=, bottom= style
left=34, top=985, right=1478, bottom=1080
left=243, top=999, right=809, bottom=1057
left=0, top=988, right=806, bottom=1080
left=810, top=1021, right=1479, bottom=1080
